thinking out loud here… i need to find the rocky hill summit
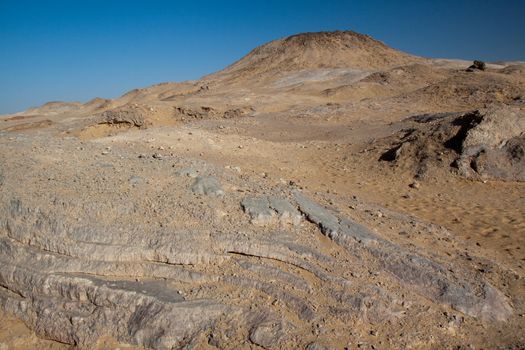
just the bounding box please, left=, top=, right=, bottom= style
left=210, top=30, right=422, bottom=81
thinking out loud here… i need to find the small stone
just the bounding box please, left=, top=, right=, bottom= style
left=191, top=176, right=224, bottom=197
left=409, top=181, right=420, bottom=189
left=249, top=323, right=282, bottom=349
left=306, top=341, right=329, bottom=350
left=129, top=175, right=143, bottom=185
left=176, top=168, right=198, bottom=178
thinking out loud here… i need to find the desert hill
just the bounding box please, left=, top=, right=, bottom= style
left=6, top=30, right=523, bottom=126
left=1, top=30, right=524, bottom=349
left=208, top=30, right=422, bottom=82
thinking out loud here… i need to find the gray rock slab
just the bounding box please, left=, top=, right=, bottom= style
left=242, top=196, right=301, bottom=226
left=293, top=191, right=340, bottom=236
left=269, top=196, right=302, bottom=225
left=241, top=197, right=276, bottom=225
left=191, top=176, right=224, bottom=196
left=293, top=190, right=513, bottom=322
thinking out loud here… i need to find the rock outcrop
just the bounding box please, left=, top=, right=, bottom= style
left=379, top=106, right=525, bottom=181
left=0, top=134, right=516, bottom=349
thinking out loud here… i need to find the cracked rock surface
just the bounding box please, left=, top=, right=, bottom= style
left=0, top=132, right=521, bottom=349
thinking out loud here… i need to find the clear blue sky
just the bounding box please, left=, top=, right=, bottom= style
left=1, top=0, right=524, bottom=114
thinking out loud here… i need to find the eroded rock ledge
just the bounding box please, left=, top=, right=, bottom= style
left=0, top=135, right=517, bottom=349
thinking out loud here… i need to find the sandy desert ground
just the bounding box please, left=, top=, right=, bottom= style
left=0, top=31, right=524, bottom=349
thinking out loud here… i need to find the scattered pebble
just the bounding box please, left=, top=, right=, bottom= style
left=409, top=181, right=420, bottom=189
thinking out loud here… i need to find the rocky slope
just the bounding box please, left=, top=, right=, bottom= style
left=208, top=31, right=422, bottom=82
left=0, top=133, right=519, bottom=349
left=1, top=30, right=524, bottom=349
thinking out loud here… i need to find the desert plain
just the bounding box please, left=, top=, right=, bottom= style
left=0, top=31, right=524, bottom=349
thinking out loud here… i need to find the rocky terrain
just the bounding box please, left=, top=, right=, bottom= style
left=379, top=106, right=525, bottom=181
left=0, top=31, right=524, bottom=349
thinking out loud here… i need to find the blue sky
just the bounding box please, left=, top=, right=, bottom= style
left=1, top=0, right=524, bottom=114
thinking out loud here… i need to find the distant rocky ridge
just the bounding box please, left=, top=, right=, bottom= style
left=3, top=30, right=524, bottom=132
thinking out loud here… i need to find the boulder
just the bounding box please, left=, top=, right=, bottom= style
left=191, top=176, right=224, bottom=197
left=241, top=196, right=301, bottom=226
